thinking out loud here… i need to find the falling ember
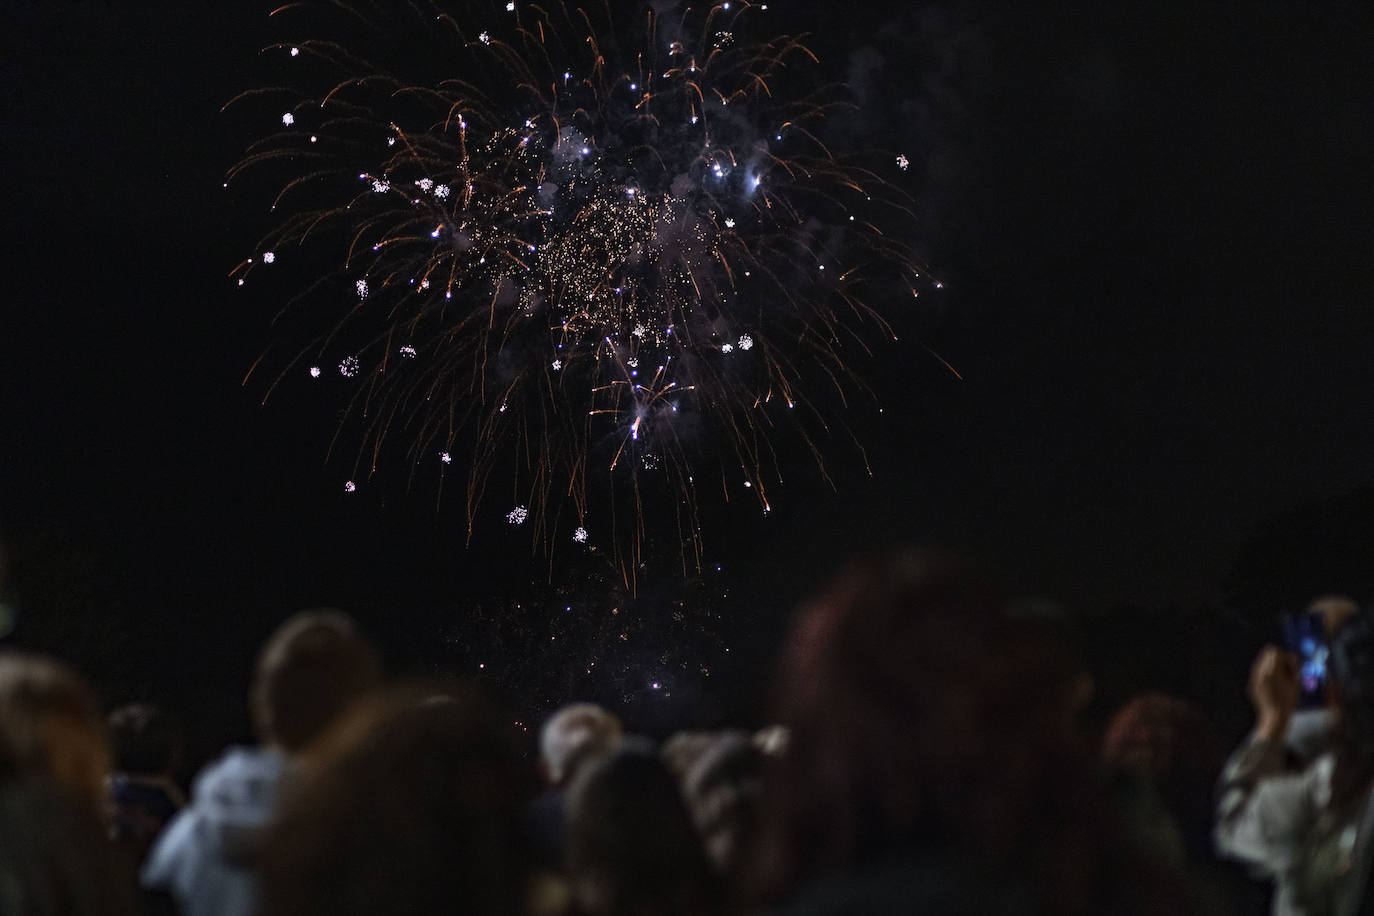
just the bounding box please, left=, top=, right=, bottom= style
left=344, top=480, right=356, bottom=492
left=227, top=0, right=938, bottom=580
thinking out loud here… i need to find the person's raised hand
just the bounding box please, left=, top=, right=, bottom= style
left=1248, top=645, right=1300, bottom=741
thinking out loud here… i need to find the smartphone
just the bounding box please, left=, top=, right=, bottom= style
left=1282, top=611, right=1330, bottom=708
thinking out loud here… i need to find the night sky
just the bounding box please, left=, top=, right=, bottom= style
left=2, top=1, right=1372, bottom=750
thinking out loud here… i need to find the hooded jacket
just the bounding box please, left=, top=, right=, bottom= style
left=141, top=746, right=289, bottom=916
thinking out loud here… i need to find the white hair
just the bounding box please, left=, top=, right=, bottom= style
left=539, top=703, right=623, bottom=785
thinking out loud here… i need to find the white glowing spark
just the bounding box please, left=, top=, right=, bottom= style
left=399, top=345, right=417, bottom=358
left=498, top=403, right=508, bottom=413
left=416, top=177, right=433, bottom=191
left=551, top=359, right=562, bottom=370
left=309, top=135, right=317, bottom=143
left=262, top=251, right=275, bottom=264
left=344, top=481, right=356, bottom=492
left=507, top=505, right=528, bottom=525
left=419, top=279, right=430, bottom=290
left=309, top=366, right=321, bottom=378
left=573, top=527, right=588, bottom=543
left=237, top=278, right=246, bottom=287
left=626, top=357, right=639, bottom=368
left=478, top=31, right=491, bottom=45
left=506, top=1, right=515, bottom=9
left=281, top=112, right=294, bottom=125
left=386, top=136, right=396, bottom=147
left=724, top=218, right=735, bottom=228
left=355, top=278, right=369, bottom=298
left=371, top=179, right=390, bottom=193
left=290, top=47, right=300, bottom=57
left=743, top=480, right=752, bottom=488
left=896, top=153, right=910, bottom=171
left=434, top=184, right=450, bottom=198
left=720, top=342, right=734, bottom=354
left=440, top=451, right=451, bottom=464
left=339, top=356, right=360, bottom=377
left=632, top=324, right=647, bottom=338
left=738, top=334, right=753, bottom=350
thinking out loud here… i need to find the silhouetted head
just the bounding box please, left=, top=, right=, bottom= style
left=249, top=609, right=382, bottom=752
left=1311, top=594, right=1361, bottom=639
left=1331, top=610, right=1374, bottom=747
left=1101, top=692, right=1222, bottom=859
left=0, top=651, right=110, bottom=815
left=107, top=702, right=180, bottom=777
left=747, top=550, right=1165, bottom=912
left=566, top=737, right=721, bottom=916
left=260, top=682, right=534, bottom=916
left=679, top=730, right=763, bottom=881
left=539, top=702, right=623, bottom=786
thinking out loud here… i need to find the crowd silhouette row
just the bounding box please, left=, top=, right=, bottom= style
left=3, top=550, right=1374, bottom=914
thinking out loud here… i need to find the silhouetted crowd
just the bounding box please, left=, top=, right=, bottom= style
left=4, top=551, right=1374, bottom=914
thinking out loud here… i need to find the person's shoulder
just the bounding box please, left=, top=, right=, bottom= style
left=191, top=746, right=285, bottom=794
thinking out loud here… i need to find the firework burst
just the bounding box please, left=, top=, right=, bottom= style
left=227, top=0, right=935, bottom=582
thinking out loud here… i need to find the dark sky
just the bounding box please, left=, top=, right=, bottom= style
left=2, top=0, right=1372, bottom=693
